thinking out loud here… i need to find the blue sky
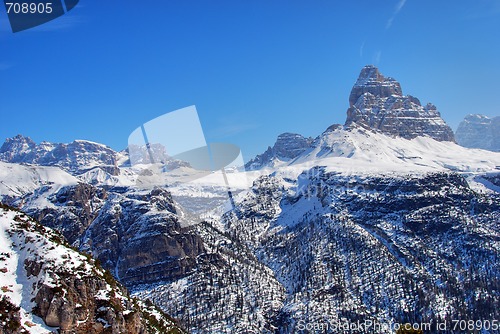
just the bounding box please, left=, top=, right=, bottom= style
left=1, top=1, right=499, bottom=160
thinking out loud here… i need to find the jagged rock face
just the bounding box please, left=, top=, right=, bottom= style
left=83, top=188, right=208, bottom=286
left=245, top=133, right=313, bottom=170
left=455, top=114, right=500, bottom=151
left=222, top=170, right=500, bottom=332
left=348, top=65, right=402, bottom=106
left=26, top=183, right=108, bottom=246
left=15, top=183, right=209, bottom=287
left=0, top=135, right=119, bottom=175
left=0, top=204, right=184, bottom=334
left=345, top=65, right=456, bottom=142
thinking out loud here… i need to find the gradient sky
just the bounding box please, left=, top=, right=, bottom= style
left=1, top=1, right=499, bottom=160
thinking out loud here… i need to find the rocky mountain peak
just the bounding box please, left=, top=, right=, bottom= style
left=455, top=114, right=500, bottom=151
left=345, top=66, right=455, bottom=142
left=0, top=136, right=119, bottom=175
left=0, top=134, right=36, bottom=161
left=245, top=132, right=313, bottom=170
left=348, top=65, right=402, bottom=106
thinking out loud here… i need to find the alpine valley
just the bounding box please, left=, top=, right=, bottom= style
left=1, top=66, right=499, bottom=333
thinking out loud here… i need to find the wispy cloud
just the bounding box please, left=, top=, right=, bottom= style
left=386, top=0, right=407, bottom=29
left=373, top=51, right=382, bottom=64
left=359, top=41, right=365, bottom=58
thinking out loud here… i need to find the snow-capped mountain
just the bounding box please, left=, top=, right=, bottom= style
left=455, top=114, right=500, bottom=152
left=245, top=133, right=313, bottom=170
left=1, top=65, right=499, bottom=333
left=0, top=135, right=120, bottom=175
left=345, top=65, right=455, bottom=142
left=0, top=204, right=184, bottom=334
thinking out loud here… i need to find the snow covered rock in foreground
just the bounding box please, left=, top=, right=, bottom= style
left=0, top=204, right=184, bottom=334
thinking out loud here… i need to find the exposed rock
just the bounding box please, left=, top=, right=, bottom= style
left=26, top=183, right=108, bottom=246
left=222, top=169, right=500, bottom=332
left=245, top=132, right=313, bottom=170
left=0, top=204, right=185, bottom=334
left=345, top=65, right=456, bottom=142
left=455, top=114, right=500, bottom=151
left=0, top=135, right=119, bottom=175
left=348, top=65, right=402, bottom=106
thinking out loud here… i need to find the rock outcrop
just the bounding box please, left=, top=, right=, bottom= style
left=0, top=135, right=119, bottom=175
left=455, top=114, right=500, bottom=152
left=345, top=65, right=456, bottom=142
left=245, top=132, right=313, bottom=170
left=18, top=183, right=210, bottom=287
left=0, top=203, right=184, bottom=334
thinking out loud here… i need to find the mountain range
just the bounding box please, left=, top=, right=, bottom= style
left=1, top=65, right=499, bottom=333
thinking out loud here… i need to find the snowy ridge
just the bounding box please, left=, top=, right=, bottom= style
left=0, top=161, right=78, bottom=198
left=0, top=135, right=119, bottom=175
left=0, top=204, right=184, bottom=333
left=292, top=125, right=500, bottom=174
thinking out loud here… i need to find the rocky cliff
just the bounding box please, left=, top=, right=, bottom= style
left=345, top=65, right=455, bottom=142
left=0, top=203, right=184, bottom=334
left=245, top=133, right=313, bottom=170
left=0, top=135, right=119, bottom=175
left=455, top=114, right=500, bottom=151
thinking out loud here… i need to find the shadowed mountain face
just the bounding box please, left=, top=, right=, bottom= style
left=455, top=114, right=500, bottom=152
left=345, top=65, right=455, bottom=142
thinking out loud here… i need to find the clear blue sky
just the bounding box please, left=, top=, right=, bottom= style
left=1, top=1, right=499, bottom=160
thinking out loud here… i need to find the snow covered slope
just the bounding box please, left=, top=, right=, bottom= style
left=291, top=125, right=500, bottom=174
left=0, top=135, right=119, bottom=175
left=0, top=161, right=78, bottom=198
left=0, top=204, right=184, bottom=334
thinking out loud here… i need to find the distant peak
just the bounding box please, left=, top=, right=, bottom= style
left=0, top=134, right=36, bottom=154
left=357, top=65, right=382, bottom=81
left=8, top=134, right=35, bottom=143
left=464, top=114, right=491, bottom=121
left=349, top=66, right=402, bottom=106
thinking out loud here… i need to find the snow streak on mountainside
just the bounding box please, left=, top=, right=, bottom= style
left=455, top=114, right=500, bottom=152
left=0, top=204, right=184, bottom=334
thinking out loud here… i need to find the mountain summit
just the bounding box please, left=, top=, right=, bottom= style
left=0, top=135, right=119, bottom=175
left=345, top=65, right=455, bottom=142
left=455, top=114, right=500, bottom=152
left=245, top=133, right=313, bottom=170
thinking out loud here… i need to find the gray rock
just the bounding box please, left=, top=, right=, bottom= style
left=455, top=114, right=500, bottom=151
left=345, top=65, right=456, bottom=142
left=0, top=204, right=185, bottom=334
left=245, top=132, right=313, bottom=170
left=0, top=135, right=119, bottom=175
